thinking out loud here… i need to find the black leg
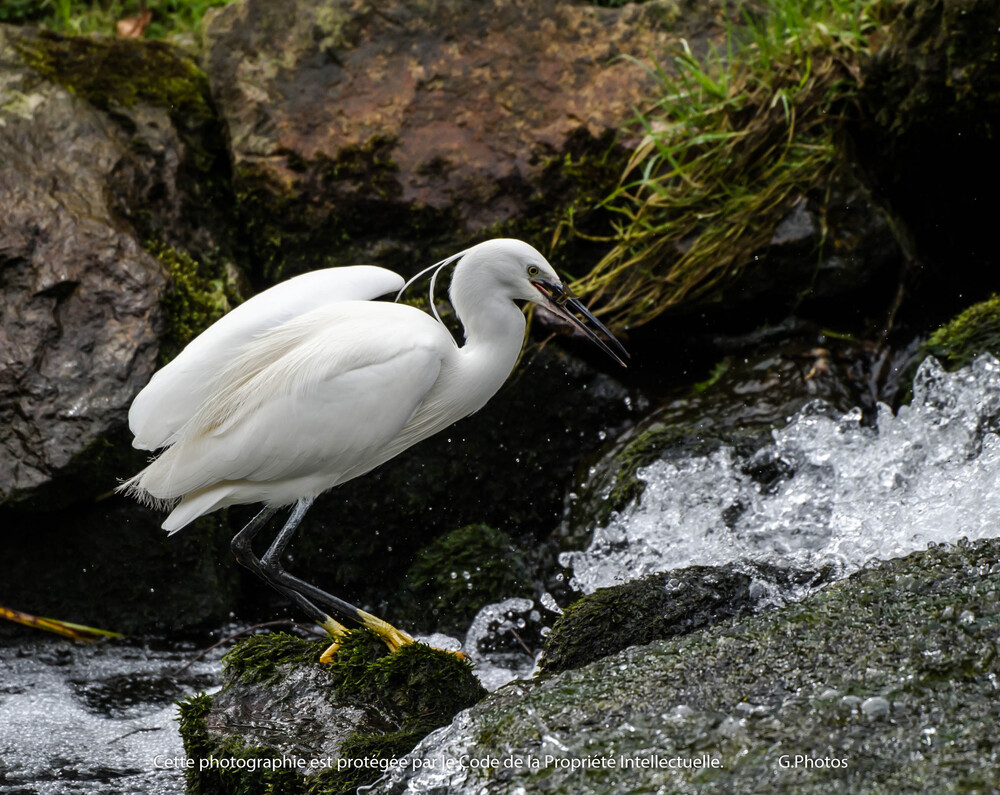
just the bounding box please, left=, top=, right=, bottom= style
left=231, top=502, right=331, bottom=626
left=232, top=498, right=416, bottom=656
left=259, top=498, right=370, bottom=628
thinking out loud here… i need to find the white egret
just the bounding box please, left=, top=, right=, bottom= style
left=120, top=239, right=627, bottom=659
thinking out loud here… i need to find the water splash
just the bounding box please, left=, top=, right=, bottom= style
left=460, top=598, right=540, bottom=692
left=562, top=356, right=1000, bottom=593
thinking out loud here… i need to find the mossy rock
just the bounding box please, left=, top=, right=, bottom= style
left=150, top=242, right=247, bottom=362
left=179, top=629, right=486, bottom=794
left=14, top=30, right=213, bottom=117
left=388, top=537, right=1000, bottom=793
left=398, top=524, right=534, bottom=636
left=540, top=562, right=834, bottom=674
left=921, top=294, right=1000, bottom=370
left=12, top=28, right=235, bottom=258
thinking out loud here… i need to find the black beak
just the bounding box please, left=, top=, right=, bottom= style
left=532, top=280, right=629, bottom=367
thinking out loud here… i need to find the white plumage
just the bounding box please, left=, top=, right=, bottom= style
left=119, top=238, right=627, bottom=654
left=123, top=239, right=629, bottom=535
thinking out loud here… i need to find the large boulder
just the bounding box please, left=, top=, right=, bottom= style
left=200, top=0, right=701, bottom=282
left=375, top=537, right=1000, bottom=794
left=0, top=27, right=167, bottom=506
left=0, top=26, right=240, bottom=631
left=178, top=629, right=486, bottom=794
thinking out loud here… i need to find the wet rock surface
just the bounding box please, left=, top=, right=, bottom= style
left=539, top=562, right=834, bottom=675
left=0, top=27, right=167, bottom=506
left=375, top=537, right=1000, bottom=794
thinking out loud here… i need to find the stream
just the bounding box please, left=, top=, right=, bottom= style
left=3, top=356, right=999, bottom=793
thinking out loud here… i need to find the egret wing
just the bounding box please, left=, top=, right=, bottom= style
left=129, top=266, right=405, bottom=450
left=133, top=302, right=453, bottom=502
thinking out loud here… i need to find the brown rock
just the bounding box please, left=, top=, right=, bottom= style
left=202, top=0, right=696, bottom=280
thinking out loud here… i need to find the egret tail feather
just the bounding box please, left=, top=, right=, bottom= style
left=162, top=486, right=237, bottom=534
left=114, top=472, right=179, bottom=514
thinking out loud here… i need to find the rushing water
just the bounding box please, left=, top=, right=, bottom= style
left=0, top=638, right=222, bottom=794
left=463, top=355, right=1000, bottom=689
left=561, top=355, right=1000, bottom=592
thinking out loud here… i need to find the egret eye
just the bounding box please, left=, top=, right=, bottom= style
left=527, top=265, right=540, bottom=278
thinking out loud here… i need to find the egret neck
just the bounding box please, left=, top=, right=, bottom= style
left=448, top=265, right=528, bottom=417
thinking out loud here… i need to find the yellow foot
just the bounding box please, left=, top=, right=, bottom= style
left=357, top=608, right=416, bottom=652
left=317, top=609, right=419, bottom=663
left=317, top=610, right=467, bottom=662
left=317, top=616, right=351, bottom=663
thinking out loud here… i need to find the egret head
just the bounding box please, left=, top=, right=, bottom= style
left=458, top=239, right=629, bottom=367
left=399, top=239, right=629, bottom=367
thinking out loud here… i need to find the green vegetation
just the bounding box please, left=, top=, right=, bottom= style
left=571, top=0, right=895, bottom=329
left=181, top=629, right=486, bottom=794
left=922, top=294, right=1000, bottom=370
left=400, top=524, right=534, bottom=635
left=221, top=631, right=326, bottom=684
left=150, top=242, right=242, bottom=362
left=14, top=29, right=214, bottom=116
left=0, top=0, right=233, bottom=41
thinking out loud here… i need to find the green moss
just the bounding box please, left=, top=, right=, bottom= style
left=222, top=632, right=325, bottom=685
left=179, top=692, right=305, bottom=793
left=15, top=31, right=213, bottom=120
left=316, top=629, right=486, bottom=733
left=182, top=628, right=487, bottom=793
left=178, top=691, right=303, bottom=795
left=922, top=294, right=1000, bottom=369
left=540, top=565, right=760, bottom=674
left=151, top=242, right=242, bottom=362
left=364, top=640, right=486, bottom=730
left=177, top=692, right=215, bottom=790
left=400, top=524, right=534, bottom=635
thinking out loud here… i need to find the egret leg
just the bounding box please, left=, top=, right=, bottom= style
left=256, top=499, right=416, bottom=660
left=231, top=503, right=347, bottom=639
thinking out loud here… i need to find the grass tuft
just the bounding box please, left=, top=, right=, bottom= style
left=0, top=0, right=233, bottom=41
left=570, top=0, right=895, bottom=330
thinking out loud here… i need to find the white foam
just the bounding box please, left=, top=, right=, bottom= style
left=561, top=355, right=1000, bottom=593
